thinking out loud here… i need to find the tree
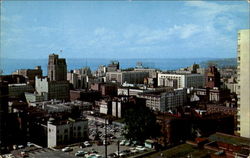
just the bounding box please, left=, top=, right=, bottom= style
left=123, top=106, right=161, bottom=142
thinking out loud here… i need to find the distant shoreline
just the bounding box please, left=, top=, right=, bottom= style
left=0, top=58, right=236, bottom=75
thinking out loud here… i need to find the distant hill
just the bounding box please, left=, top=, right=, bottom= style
left=200, top=58, right=237, bottom=68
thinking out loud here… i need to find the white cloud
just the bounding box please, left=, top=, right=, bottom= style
left=186, top=1, right=248, bottom=13
left=134, top=24, right=202, bottom=45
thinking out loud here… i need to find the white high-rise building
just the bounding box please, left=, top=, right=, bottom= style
left=237, top=29, right=250, bottom=138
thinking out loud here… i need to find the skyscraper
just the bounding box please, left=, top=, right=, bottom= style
left=48, top=54, right=67, bottom=81
left=237, top=29, right=250, bottom=138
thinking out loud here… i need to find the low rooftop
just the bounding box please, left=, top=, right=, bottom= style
left=144, top=143, right=212, bottom=158
left=48, top=117, right=87, bottom=125
left=208, top=132, right=250, bottom=147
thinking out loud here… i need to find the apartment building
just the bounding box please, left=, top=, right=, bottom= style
left=237, top=29, right=250, bottom=138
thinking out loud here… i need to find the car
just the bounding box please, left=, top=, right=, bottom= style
left=130, top=148, right=139, bottom=154
left=110, top=136, right=117, bottom=139
left=103, top=140, right=110, bottom=145
left=21, top=151, right=28, bottom=157
left=125, top=140, right=131, bottom=146
left=135, top=146, right=147, bottom=151
left=85, top=153, right=102, bottom=158
left=27, top=142, right=34, bottom=147
left=18, top=145, right=24, bottom=149
left=84, top=141, right=92, bottom=147
left=119, top=152, right=127, bottom=157
left=108, top=153, right=117, bottom=158
left=62, top=147, right=73, bottom=152
left=123, top=150, right=131, bottom=155
left=79, top=143, right=86, bottom=148
left=95, top=154, right=103, bottom=158
left=131, top=140, right=139, bottom=146
left=90, top=148, right=98, bottom=154
left=75, top=151, right=87, bottom=156
left=119, top=140, right=126, bottom=146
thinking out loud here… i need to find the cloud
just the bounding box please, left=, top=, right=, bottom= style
left=1, top=1, right=247, bottom=59
left=134, top=24, right=202, bottom=45
left=186, top=1, right=248, bottom=13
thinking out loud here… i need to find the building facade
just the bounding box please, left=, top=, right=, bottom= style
left=107, top=61, right=119, bottom=72
left=205, top=66, right=220, bottom=89
left=106, top=71, right=149, bottom=85
left=8, top=83, right=34, bottom=99
left=134, top=68, right=157, bottom=78
left=237, top=29, right=250, bottom=138
left=48, top=54, right=67, bottom=81
left=138, top=88, right=187, bottom=112
left=158, top=73, right=205, bottom=88
left=47, top=118, right=88, bottom=147
left=12, top=66, right=42, bottom=86
left=25, top=92, right=44, bottom=104
left=35, top=77, right=70, bottom=101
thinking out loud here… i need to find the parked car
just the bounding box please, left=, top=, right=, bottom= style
left=27, top=142, right=34, bottom=147
left=110, top=136, right=117, bottom=139
left=18, top=145, right=24, bottom=149
left=108, top=153, right=117, bottom=158
left=20, top=151, right=28, bottom=157
left=131, top=140, right=139, bottom=146
left=62, top=147, right=73, bottom=152
left=135, top=146, right=147, bottom=151
left=119, top=140, right=126, bottom=146
left=103, top=140, right=110, bottom=145
left=125, top=141, right=131, bottom=146
left=84, top=141, right=92, bottom=147
left=75, top=151, right=87, bottom=156
left=90, top=148, right=98, bottom=154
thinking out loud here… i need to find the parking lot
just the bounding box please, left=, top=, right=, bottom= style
left=63, top=119, right=154, bottom=158
left=3, top=119, right=154, bottom=158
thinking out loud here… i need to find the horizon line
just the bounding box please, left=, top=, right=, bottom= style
left=1, top=57, right=236, bottom=60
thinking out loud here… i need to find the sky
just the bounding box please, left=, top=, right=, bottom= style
left=0, top=0, right=249, bottom=59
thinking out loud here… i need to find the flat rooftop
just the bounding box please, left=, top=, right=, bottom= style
left=48, top=117, right=88, bottom=126
left=208, top=132, right=250, bottom=147
left=144, top=143, right=213, bottom=158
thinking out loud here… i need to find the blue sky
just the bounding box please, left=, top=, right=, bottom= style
left=1, top=1, right=249, bottom=59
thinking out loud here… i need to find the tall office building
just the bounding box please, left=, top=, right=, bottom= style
left=237, top=29, right=250, bottom=138
left=48, top=54, right=67, bottom=81
left=0, top=81, right=8, bottom=154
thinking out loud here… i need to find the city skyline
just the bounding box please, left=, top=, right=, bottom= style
left=1, top=1, right=249, bottom=59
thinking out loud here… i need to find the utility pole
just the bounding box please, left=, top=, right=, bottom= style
left=105, top=118, right=107, bottom=158
left=117, top=140, right=120, bottom=158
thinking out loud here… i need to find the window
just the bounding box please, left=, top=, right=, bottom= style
left=64, top=129, right=68, bottom=133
